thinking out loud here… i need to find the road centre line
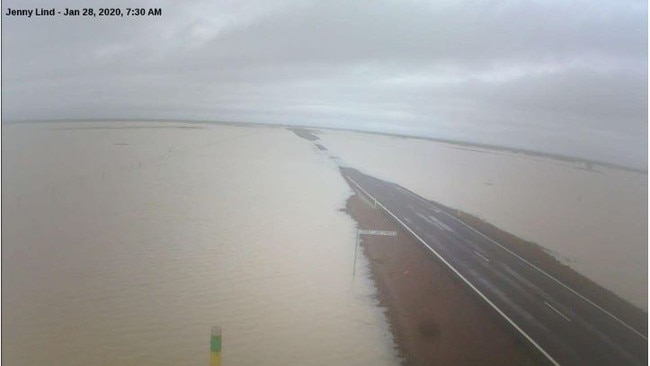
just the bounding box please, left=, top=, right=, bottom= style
left=346, top=176, right=561, bottom=366
left=545, top=302, right=572, bottom=322
left=408, top=189, right=647, bottom=340
left=474, top=251, right=490, bottom=262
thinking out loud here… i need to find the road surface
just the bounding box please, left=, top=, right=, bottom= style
left=342, top=167, right=647, bottom=366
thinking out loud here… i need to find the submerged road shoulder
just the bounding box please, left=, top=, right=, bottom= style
left=342, top=167, right=647, bottom=366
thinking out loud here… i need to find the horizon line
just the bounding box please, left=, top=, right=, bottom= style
left=3, top=117, right=646, bottom=174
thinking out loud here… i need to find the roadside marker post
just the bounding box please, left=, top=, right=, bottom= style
left=210, top=326, right=222, bottom=366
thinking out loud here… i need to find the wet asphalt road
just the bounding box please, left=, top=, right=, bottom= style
left=343, top=167, right=647, bottom=366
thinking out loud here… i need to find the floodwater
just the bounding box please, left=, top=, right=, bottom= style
left=2, top=122, right=399, bottom=365
left=318, top=130, right=648, bottom=310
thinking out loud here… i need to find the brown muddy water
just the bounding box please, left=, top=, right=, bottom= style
left=2, top=122, right=400, bottom=365
left=318, top=130, right=648, bottom=310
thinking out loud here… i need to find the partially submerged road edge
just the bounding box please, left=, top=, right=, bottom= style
left=342, top=167, right=647, bottom=366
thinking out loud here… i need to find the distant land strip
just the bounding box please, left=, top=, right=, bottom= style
left=4, top=118, right=645, bottom=174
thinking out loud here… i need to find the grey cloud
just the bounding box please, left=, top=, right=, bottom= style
left=2, top=0, right=647, bottom=169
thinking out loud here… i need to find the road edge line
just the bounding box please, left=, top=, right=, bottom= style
left=346, top=176, right=562, bottom=366
left=426, top=195, right=648, bottom=341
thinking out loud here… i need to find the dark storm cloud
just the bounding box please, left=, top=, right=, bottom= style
left=2, top=0, right=647, bottom=168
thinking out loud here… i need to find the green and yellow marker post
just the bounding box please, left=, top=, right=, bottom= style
left=210, top=326, right=222, bottom=366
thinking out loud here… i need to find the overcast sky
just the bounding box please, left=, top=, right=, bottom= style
left=2, top=0, right=647, bottom=168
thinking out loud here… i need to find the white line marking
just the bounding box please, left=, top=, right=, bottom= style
left=347, top=177, right=379, bottom=205
left=409, top=190, right=647, bottom=341
left=474, top=251, right=490, bottom=262
left=545, top=302, right=572, bottom=322
left=346, top=176, right=561, bottom=366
